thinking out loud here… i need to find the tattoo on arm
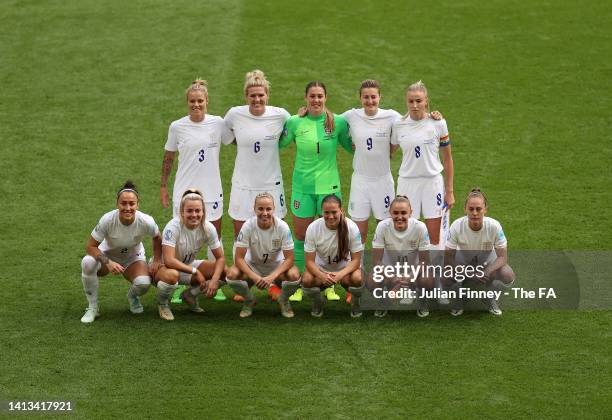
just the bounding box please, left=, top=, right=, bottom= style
left=161, top=152, right=175, bottom=187
left=96, top=253, right=109, bottom=265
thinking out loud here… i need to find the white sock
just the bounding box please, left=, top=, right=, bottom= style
left=81, top=255, right=100, bottom=308
left=303, top=287, right=322, bottom=304
left=128, top=275, right=151, bottom=298
left=227, top=279, right=254, bottom=302
left=189, top=286, right=201, bottom=296
left=157, top=281, right=177, bottom=305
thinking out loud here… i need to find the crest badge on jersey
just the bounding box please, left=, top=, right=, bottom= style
left=293, top=200, right=300, bottom=210
left=272, top=239, right=281, bottom=249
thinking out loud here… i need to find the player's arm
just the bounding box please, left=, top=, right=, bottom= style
left=162, top=244, right=194, bottom=275
left=278, top=118, right=296, bottom=148
left=235, top=246, right=264, bottom=285
left=86, top=237, right=124, bottom=274
left=372, top=247, right=384, bottom=267
left=305, top=251, right=328, bottom=283
left=335, top=250, right=362, bottom=281
left=417, top=249, right=431, bottom=283
left=263, top=249, right=295, bottom=284
left=149, top=233, right=163, bottom=277
left=440, top=142, right=454, bottom=209
left=204, top=246, right=226, bottom=296
left=336, top=117, right=353, bottom=154
left=160, top=150, right=175, bottom=208
left=482, top=247, right=508, bottom=282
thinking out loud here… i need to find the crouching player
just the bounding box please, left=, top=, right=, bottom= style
left=369, top=195, right=433, bottom=318
left=301, top=195, right=364, bottom=318
left=443, top=188, right=515, bottom=316
left=80, top=180, right=162, bottom=323
left=154, top=189, right=227, bottom=321
left=226, top=193, right=300, bottom=318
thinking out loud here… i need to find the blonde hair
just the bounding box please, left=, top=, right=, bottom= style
left=403, top=80, right=430, bottom=119
left=179, top=188, right=208, bottom=240
left=253, top=192, right=276, bottom=226
left=244, top=69, right=270, bottom=95
left=254, top=192, right=275, bottom=207
left=185, top=79, right=208, bottom=99
left=406, top=80, right=428, bottom=97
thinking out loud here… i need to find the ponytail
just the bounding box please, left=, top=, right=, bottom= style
left=337, top=213, right=349, bottom=261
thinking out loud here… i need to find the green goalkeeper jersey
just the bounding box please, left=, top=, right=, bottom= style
left=279, top=113, right=352, bottom=194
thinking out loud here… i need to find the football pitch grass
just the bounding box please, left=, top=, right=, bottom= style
left=1, top=0, right=611, bottom=418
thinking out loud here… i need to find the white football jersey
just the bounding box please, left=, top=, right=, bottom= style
left=224, top=105, right=290, bottom=189
left=304, top=217, right=363, bottom=271
left=165, top=115, right=234, bottom=205
left=446, top=216, right=507, bottom=265
left=92, top=210, right=159, bottom=261
left=391, top=116, right=449, bottom=178
left=235, top=216, right=294, bottom=266
left=161, top=218, right=221, bottom=265
left=372, top=218, right=430, bottom=265
left=342, top=108, right=401, bottom=179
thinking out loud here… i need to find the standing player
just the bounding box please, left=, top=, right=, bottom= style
left=301, top=195, right=364, bottom=317
left=369, top=196, right=433, bottom=318
left=154, top=189, right=227, bottom=321
left=80, top=181, right=162, bottom=323
left=342, top=80, right=402, bottom=244
left=159, top=79, right=234, bottom=301
left=343, top=80, right=442, bottom=304
left=443, top=188, right=515, bottom=316
left=391, top=80, right=455, bottom=247
left=226, top=193, right=301, bottom=318
left=224, top=70, right=290, bottom=301
left=279, top=81, right=353, bottom=302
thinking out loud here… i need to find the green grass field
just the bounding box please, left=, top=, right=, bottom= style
left=1, top=0, right=611, bottom=418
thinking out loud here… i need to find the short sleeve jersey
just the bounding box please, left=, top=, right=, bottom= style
left=161, top=218, right=221, bottom=265
left=391, top=116, right=449, bottom=178
left=235, top=216, right=294, bottom=266
left=279, top=113, right=352, bottom=194
left=92, top=210, right=159, bottom=260
left=304, top=217, right=363, bottom=271
left=224, top=105, right=290, bottom=189
left=446, top=216, right=507, bottom=265
left=342, top=108, right=402, bottom=179
left=372, top=218, right=430, bottom=266
left=165, top=115, right=234, bottom=204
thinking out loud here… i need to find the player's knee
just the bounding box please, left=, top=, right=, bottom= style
left=156, top=268, right=179, bottom=285
left=498, top=265, right=516, bottom=284
left=349, top=269, right=363, bottom=287
left=227, top=265, right=241, bottom=279
left=132, top=275, right=151, bottom=295
left=81, top=255, right=99, bottom=275
left=287, top=267, right=301, bottom=282
left=301, top=270, right=316, bottom=287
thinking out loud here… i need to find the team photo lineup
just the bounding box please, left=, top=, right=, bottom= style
left=81, top=71, right=515, bottom=323
left=4, top=0, right=610, bottom=417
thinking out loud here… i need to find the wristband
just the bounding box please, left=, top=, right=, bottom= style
left=191, top=266, right=197, bottom=275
